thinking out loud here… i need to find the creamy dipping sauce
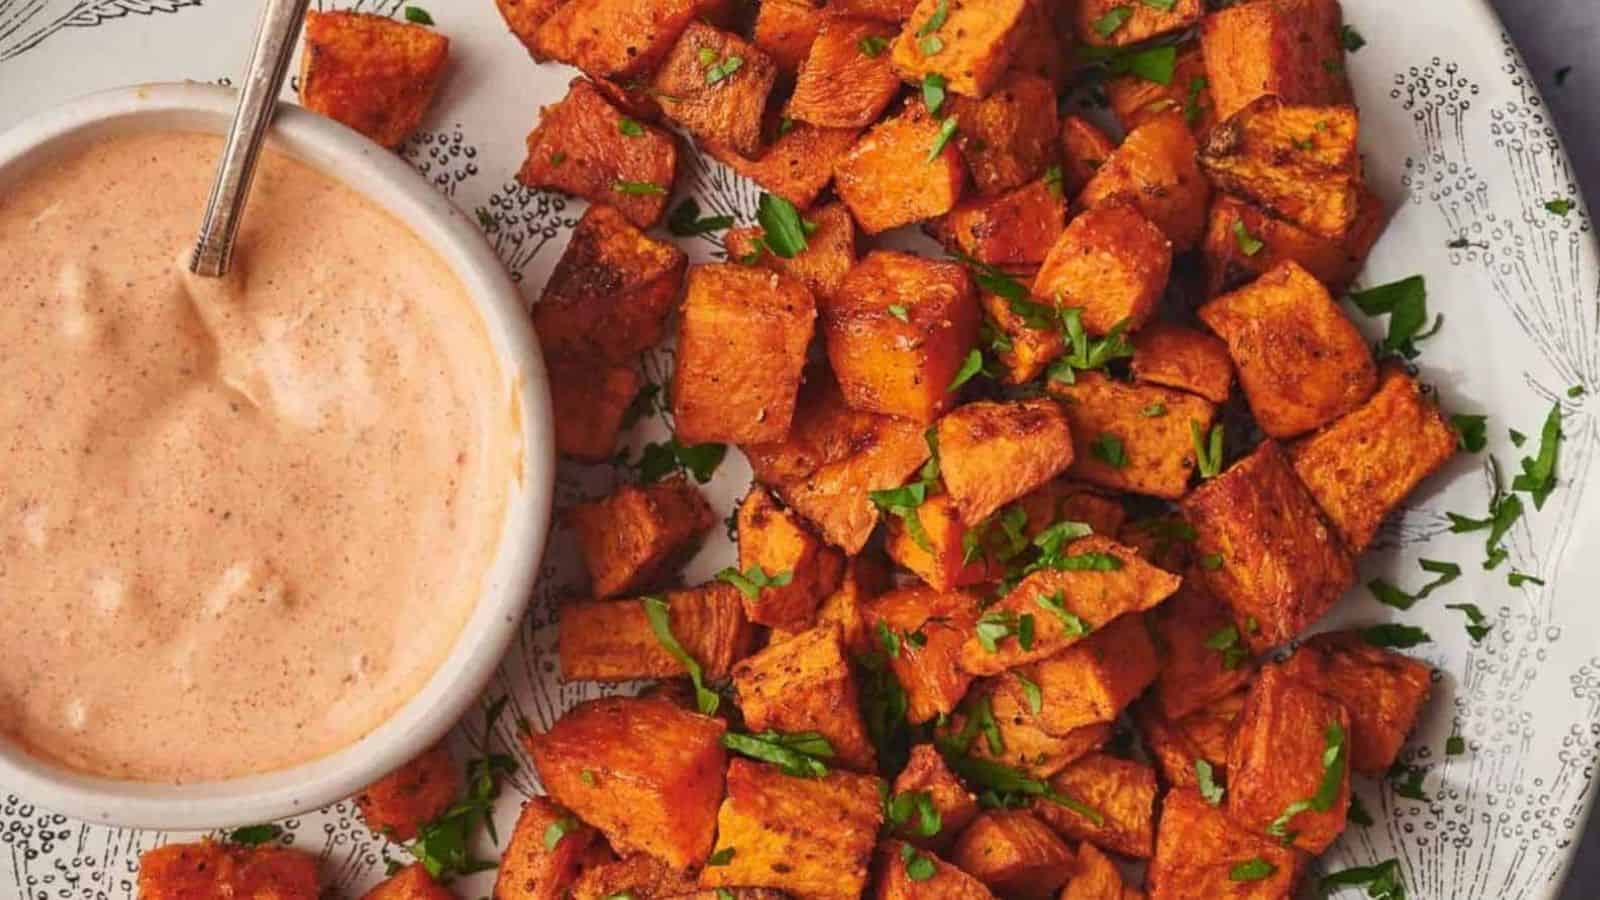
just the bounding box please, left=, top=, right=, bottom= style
left=0, top=131, right=513, bottom=782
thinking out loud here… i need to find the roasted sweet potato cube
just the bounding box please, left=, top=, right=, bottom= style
left=745, top=371, right=873, bottom=484
left=885, top=492, right=999, bottom=591
left=1129, top=322, right=1234, bottom=404
left=1008, top=0, right=1066, bottom=87
left=1288, top=365, right=1458, bottom=552
left=569, top=476, right=714, bottom=599
left=1147, top=788, right=1307, bottom=900
left=549, top=358, right=638, bottom=462
left=1000, top=613, right=1160, bottom=736
left=496, top=0, right=569, bottom=60
left=889, top=0, right=1027, bottom=98
left=736, top=487, right=845, bottom=629
left=1036, top=752, right=1157, bottom=858
left=932, top=178, right=1067, bottom=269
left=959, top=536, right=1181, bottom=674
left=1079, top=112, right=1210, bottom=251
left=772, top=550, right=892, bottom=653
left=1180, top=441, right=1353, bottom=651
left=708, top=123, right=861, bottom=209
left=775, top=410, right=933, bottom=553
left=701, top=759, right=884, bottom=899
left=823, top=250, right=980, bottom=422
left=673, top=263, right=816, bottom=445
left=1151, top=581, right=1255, bottom=721
left=1198, top=260, right=1376, bottom=438
left=1046, top=372, right=1216, bottom=500
left=1117, top=514, right=1196, bottom=574
left=867, top=586, right=981, bottom=723
left=949, top=810, right=1075, bottom=900
left=937, top=398, right=1075, bottom=524
left=138, top=842, right=319, bottom=900
left=947, top=72, right=1060, bottom=195
left=496, top=796, right=606, bottom=900
left=754, top=0, right=827, bottom=74
left=525, top=696, right=727, bottom=868
left=362, top=864, right=452, bottom=900
left=1107, top=44, right=1216, bottom=138
left=734, top=625, right=876, bottom=771
left=892, top=744, right=981, bottom=850
left=1062, top=843, right=1142, bottom=900
left=951, top=680, right=1114, bottom=777
left=1015, top=480, right=1128, bottom=542
left=829, top=0, right=919, bottom=22
left=1202, top=190, right=1387, bottom=297
left=725, top=202, right=858, bottom=300
left=1198, top=97, right=1362, bottom=239
left=652, top=24, right=779, bottom=156
left=1034, top=204, right=1172, bottom=337
left=1075, top=0, right=1199, bottom=47
left=569, top=854, right=697, bottom=900
left=876, top=841, right=998, bottom=899
left=354, top=743, right=460, bottom=841
left=300, top=11, right=449, bottom=149
left=518, top=79, right=677, bottom=229
left=535, top=204, right=686, bottom=365
left=1279, top=630, right=1433, bottom=776
left=559, top=583, right=753, bottom=681
left=1059, top=115, right=1117, bottom=199
left=534, top=0, right=702, bottom=79
left=788, top=18, right=903, bottom=128
left=834, top=103, right=968, bottom=234
left=1227, top=666, right=1351, bottom=852
left=1200, top=0, right=1351, bottom=121
left=1136, top=689, right=1247, bottom=788
left=982, top=289, right=1068, bottom=385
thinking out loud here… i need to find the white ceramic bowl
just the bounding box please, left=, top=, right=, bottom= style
left=0, top=82, right=554, bottom=830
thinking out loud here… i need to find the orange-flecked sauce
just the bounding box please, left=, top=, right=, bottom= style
left=0, top=131, right=512, bottom=782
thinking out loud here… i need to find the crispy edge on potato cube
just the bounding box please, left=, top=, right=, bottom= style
left=828, top=0, right=919, bottom=23
left=525, top=696, right=727, bottom=869
left=1287, top=365, right=1458, bottom=552
left=1198, top=97, right=1363, bottom=239
left=1107, top=43, right=1216, bottom=139
left=949, top=810, right=1076, bottom=900
left=707, top=122, right=862, bottom=209
left=300, top=11, right=449, bottom=149
left=885, top=492, right=1000, bottom=592
left=1279, top=630, right=1433, bottom=776
left=998, top=613, right=1160, bottom=736
left=673, top=263, right=817, bottom=445
left=1061, top=842, right=1142, bottom=900
left=775, top=407, right=934, bottom=553
left=867, top=586, right=982, bottom=723
left=559, top=582, right=753, bottom=681
left=754, top=0, right=828, bottom=74
left=1046, top=371, right=1216, bottom=500
left=137, top=841, right=320, bottom=900
left=726, top=202, right=859, bottom=300
left=354, top=743, right=460, bottom=841
left=736, top=486, right=846, bottom=629
left=937, top=397, right=1076, bottom=525
left=495, top=0, right=569, bottom=60
left=567, top=476, right=715, bottom=600
left=1033, top=204, right=1173, bottom=337
left=932, top=177, right=1067, bottom=270
left=982, top=289, right=1068, bottom=386
left=1198, top=260, right=1376, bottom=438
left=1151, top=580, right=1256, bottom=721
left=569, top=853, right=698, bottom=900
left=518, top=78, right=677, bottom=229
left=652, top=23, right=779, bottom=157
left=1203, top=189, right=1387, bottom=298
left=1129, top=321, right=1235, bottom=404
left=834, top=102, right=969, bottom=234
left=1147, top=787, right=1307, bottom=900
left=1059, top=114, right=1118, bottom=200
left=788, top=17, right=903, bottom=129
left=1078, top=112, right=1210, bottom=252
left=892, top=743, right=981, bottom=850
left=889, top=0, right=1028, bottom=98
left=1037, top=752, right=1157, bottom=858
left=734, top=624, right=877, bottom=771
left=823, top=250, right=980, bottom=423
left=549, top=357, right=639, bottom=462
left=701, top=758, right=884, bottom=900
left=495, top=796, right=606, bottom=900
left=1008, top=0, right=1066, bottom=88
left=362, top=863, right=453, bottom=900
left=533, top=0, right=700, bottom=80
left=876, top=840, right=998, bottom=899
left=947, top=72, right=1061, bottom=196
left=1200, top=0, right=1351, bottom=121
left=535, top=204, right=686, bottom=365
left=1075, top=0, right=1200, bottom=48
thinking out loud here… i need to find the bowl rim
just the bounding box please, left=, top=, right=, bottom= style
left=0, top=82, right=554, bottom=830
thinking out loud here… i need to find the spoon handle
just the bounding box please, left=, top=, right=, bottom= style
left=190, top=0, right=312, bottom=278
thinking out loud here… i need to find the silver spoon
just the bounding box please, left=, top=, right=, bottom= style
left=189, top=0, right=312, bottom=278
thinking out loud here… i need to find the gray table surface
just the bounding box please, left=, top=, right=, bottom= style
left=1489, top=3, right=1600, bottom=893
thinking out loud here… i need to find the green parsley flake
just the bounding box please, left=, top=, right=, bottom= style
left=716, top=565, right=794, bottom=600
left=1361, top=623, right=1432, bottom=649
left=1015, top=672, right=1043, bottom=715
left=1349, top=275, right=1439, bottom=359
left=1339, top=24, right=1366, bottom=51
left=1203, top=624, right=1247, bottom=670
left=1266, top=721, right=1347, bottom=841
left=544, top=817, right=579, bottom=850
left=1451, top=413, right=1487, bottom=452
left=901, top=843, right=937, bottom=881
left=707, top=846, right=737, bottom=866
left=917, top=0, right=949, bottom=36
left=1142, top=0, right=1177, bottom=9
left=1141, top=402, right=1167, bottom=417
left=722, top=730, right=834, bottom=778
left=618, top=118, right=644, bottom=137
left=755, top=192, right=815, bottom=258
left=1191, top=420, right=1224, bottom=478
left=667, top=197, right=734, bottom=236
left=1508, top=570, right=1545, bottom=588
left=922, top=72, right=948, bottom=115
left=1321, top=858, right=1406, bottom=898
left=1447, top=602, right=1492, bottom=642
left=858, top=34, right=889, bottom=57
left=1229, top=858, right=1278, bottom=882
left=947, top=348, right=985, bottom=391
left=704, top=54, right=744, bottom=84
left=613, top=180, right=667, bottom=196
left=1091, top=5, right=1134, bottom=38
left=1367, top=557, right=1460, bottom=610
left=1446, top=735, right=1466, bottom=756
left=403, top=5, right=434, bottom=25
left=1090, top=433, right=1127, bottom=468
left=227, top=824, right=282, bottom=846
left=1036, top=591, right=1092, bottom=635
left=1545, top=197, right=1576, bottom=216
left=888, top=304, right=911, bottom=323
left=1232, top=219, right=1265, bottom=256
left=642, top=595, right=720, bottom=714
left=1195, top=759, right=1225, bottom=805
left=1043, top=164, right=1065, bottom=197
left=1511, top=402, right=1562, bottom=508
left=928, top=115, right=960, bottom=161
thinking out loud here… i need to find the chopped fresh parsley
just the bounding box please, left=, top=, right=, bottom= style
left=1265, top=722, right=1346, bottom=842
left=544, top=816, right=580, bottom=850
left=1142, top=0, right=1177, bottom=9
left=1229, top=858, right=1278, bottom=882
left=407, top=698, right=517, bottom=878
left=1079, top=43, right=1179, bottom=85
left=1451, top=413, right=1487, bottom=452
left=1036, top=591, right=1092, bottom=635
left=1200, top=553, right=1223, bottom=570
left=634, top=437, right=727, bottom=484
left=858, top=34, right=889, bottom=57
left=756, top=192, right=815, bottom=258
left=928, top=115, right=960, bottom=160
left=947, top=348, right=986, bottom=391
left=705, top=847, right=736, bottom=867
left=227, top=824, right=282, bottom=846
left=704, top=54, right=744, bottom=84
left=901, top=843, right=937, bottom=880
left=1507, top=570, right=1544, bottom=588
left=1191, top=420, right=1224, bottom=478
left=918, top=34, right=944, bottom=56
left=886, top=789, right=943, bottom=839
left=1389, top=763, right=1428, bottom=800
left=777, top=116, right=796, bottom=136
left=549, top=150, right=567, bottom=166
left=1569, top=384, right=1586, bottom=397
left=1339, top=24, right=1366, bottom=51
left=976, top=610, right=1036, bottom=653
left=642, top=595, right=720, bottom=714
left=618, top=118, right=644, bottom=137
left=922, top=72, right=948, bottom=116
left=1204, top=624, right=1248, bottom=670
left=1196, top=759, right=1225, bottom=805
left=1360, top=623, right=1432, bottom=649
left=1510, top=402, right=1562, bottom=508
left=1367, top=558, right=1460, bottom=610
left=1015, top=672, right=1043, bottom=715
left=1446, top=735, right=1466, bottom=756
left=1348, top=793, right=1375, bottom=827
left=1322, top=858, right=1406, bottom=899
left=403, top=5, right=434, bottom=25
left=1091, top=5, right=1134, bottom=37
left=716, top=565, right=794, bottom=600
left=1141, top=402, right=1167, bottom=417
left=1046, top=309, right=1134, bottom=383
left=1349, top=275, right=1438, bottom=359
left=1545, top=197, right=1576, bottom=216
left=943, top=754, right=1104, bottom=825
left=1447, top=602, right=1492, bottom=642
left=888, top=304, right=911, bottom=323
left=1043, top=164, right=1065, bottom=197
left=723, top=730, right=834, bottom=778
left=613, top=179, right=667, bottom=196
left=1090, top=433, right=1127, bottom=468
left=953, top=251, right=1029, bottom=302
left=667, top=197, right=734, bottom=236
left=1232, top=219, right=1265, bottom=256
left=1183, top=76, right=1210, bottom=124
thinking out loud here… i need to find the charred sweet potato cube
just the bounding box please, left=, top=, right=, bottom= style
left=1227, top=666, right=1351, bottom=852
left=568, top=476, right=713, bottom=598
left=754, top=0, right=827, bottom=74
left=734, top=625, right=877, bottom=771
left=892, top=744, right=981, bottom=850
left=867, top=586, right=982, bottom=723
left=707, top=123, right=861, bottom=209
left=362, top=864, right=452, bottom=900
left=354, top=743, right=460, bottom=841
left=889, top=0, right=1028, bottom=98
left=829, top=0, right=919, bottom=22
left=1046, top=371, right=1217, bottom=499
left=949, top=810, right=1075, bottom=900
left=959, top=536, right=1181, bottom=675
left=701, top=759, right=884, bottom=899
left=525, top=696, right=727, bottom=868
left=300, top=11, right=449, bottom=149
left=1202, top=190, right=1387, bottom=297
left=947, top=72, right=1060, bottom=195
left=1107, top=44, right=1216, bottom=138
left=736, top=487, right=845, bottom=629
left=1062, top=843, right=1142, bottom=900
left=535, top=204, right=686, bottom=365
left=1288, top=365, right=1458, bottom=553
left=569, top=854, right=697, bottom=900
left=725, top=202, right=858, bottom=300
left=652, top=24, right=779, bottom=157
left=788, top=18, right=903, bottom=128
left=823, top=250, right=980, bottom=422
left=1147, top=788, right=1307, bottom=900
left=1033, top=204, right=1172, bottom=337
left=1000, top=613, right=1160, bottom=736
left=1129, top=322, right=1234, bottom=404
left=932, top=178, right=1067, bottom=269
left=138, top=842, right=319, bottom=900
left=1074, top=0, right=1199, bottom=48
left=1038, top=752, right=1157, bottom=858
left=673, top=263, right=817, bottom=445
left=495, top=0, right=569, bottom=60
left=549, top=359, right=638, bottom=462
left=876, top=840, right=998, bottom=899
left=1079, top=112, right=1210, bottom=251
left=1136, top=689, right=1247, bottom=789
left=559, top=583, right=754, bottom=681
left=518, top=79, right=677, bottom=229
left=1200, top=0, right=1351, bottom=121
left=834, top=103, right=968, bottom=234
left=885, top=492, right=999, bottom=591
left=534, top=0, right=702, bottom=79
left=982, top=290, right=1068, bottom=385
left=1198, top=97, right=1362, bottom=239
left=1279, top=631, right=1433, bottom=776
left=496, top=796, right=606, bottom=900
left=1059, top=115, right=1117, bottom=199
left=937, top=398, right=1076, bottom=524
left=1151, top=582, right=1255, bottom=721
left=1198, top=260, right=1376, bottom=438
left=774, top=408, right=933, bottom=553
left=1180, top=441, right=1353, bottom=651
